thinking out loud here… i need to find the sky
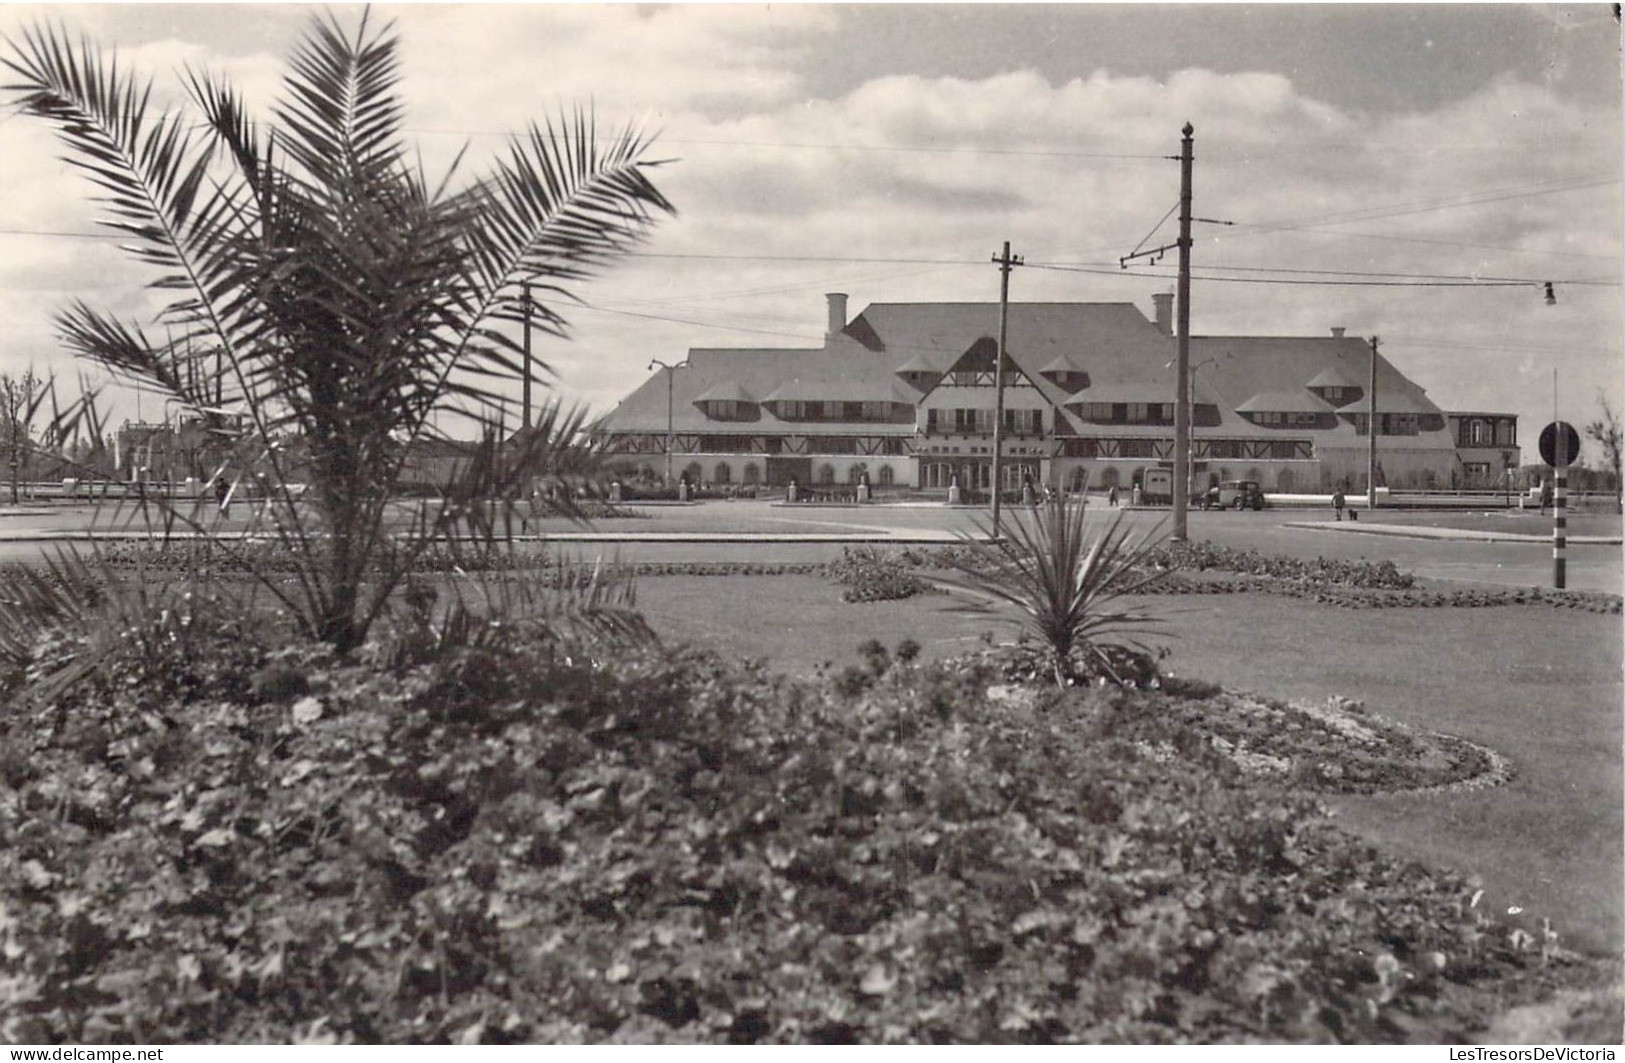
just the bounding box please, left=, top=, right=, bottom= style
left=0, top=3, right=1620, bottom=461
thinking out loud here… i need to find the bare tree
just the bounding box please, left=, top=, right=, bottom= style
left=0, top=370, right=46, bottom=505
left=1584, top=393, right=1623, bottom=513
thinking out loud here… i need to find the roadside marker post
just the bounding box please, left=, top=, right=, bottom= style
left=1539, top=420, right=1580, bottom=590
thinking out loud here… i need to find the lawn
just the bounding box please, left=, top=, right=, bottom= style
left=633, top=573, right=1625, bottom=956
left=3, top=537, right=1620, bottom=1042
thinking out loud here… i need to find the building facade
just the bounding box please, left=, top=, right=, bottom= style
left=1447, top=411, right=1521, bottom=487
left=594, top=294, right=1518, bottom=493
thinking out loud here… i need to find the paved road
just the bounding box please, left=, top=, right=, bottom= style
left=1, top=500, right=1619, bottom=594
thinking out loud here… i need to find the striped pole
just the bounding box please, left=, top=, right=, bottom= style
left=1554, top=463, right=1567, bottom=590
left=1552, top=371, right=1565, bottom=590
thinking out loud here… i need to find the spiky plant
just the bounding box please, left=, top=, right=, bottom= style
left=933, top=496, right=1172, bottom=686
left=3, top=11, right=674, bottom=652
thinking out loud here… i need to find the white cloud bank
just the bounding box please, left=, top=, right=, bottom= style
left=0, top=5, right=1616, bottom=445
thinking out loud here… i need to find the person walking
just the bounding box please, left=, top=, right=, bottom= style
left=214, top=475, right=231, bottom=520
left=1108, top=485, right=1119, bottom=508
left=1332, top=488, right=1346, bottom=521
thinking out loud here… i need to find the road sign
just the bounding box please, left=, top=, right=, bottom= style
left=1539, top=420, right=1581, bottom=468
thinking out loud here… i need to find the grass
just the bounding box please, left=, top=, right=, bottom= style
left=634, top=574, right=1624, bottom=957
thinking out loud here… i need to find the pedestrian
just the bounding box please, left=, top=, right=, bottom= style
left=1131, top=483, right=1141, bottom=507
left=214, top=475, right=231, bottom=519
left=1332, top=488, right=1346, bottom=521
left=1108, top=485, right=1119, bottom=508
left=1540, top=479, right=1553, bottom=515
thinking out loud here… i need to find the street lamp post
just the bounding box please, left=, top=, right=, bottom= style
left=647, top=358, right=688, bottom=484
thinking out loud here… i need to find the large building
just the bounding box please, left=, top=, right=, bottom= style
left=594, top=293, right=1516, bottom=493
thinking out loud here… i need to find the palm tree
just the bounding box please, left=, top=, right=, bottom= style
left=4, top=11, right=675, bottom=651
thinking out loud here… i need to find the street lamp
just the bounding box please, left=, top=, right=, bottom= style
left=647, top=358, right=689, bottom=484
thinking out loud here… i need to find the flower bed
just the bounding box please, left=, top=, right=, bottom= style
left=824, top=546, right=933, bottom=603
left=0, top=629, right=1614, bottom=1044
left=969, top=642, right=1503, bottom=796
left=1144, top=540, right=1417, bottom=589
left=1098, top=688, right=1503, bottom=796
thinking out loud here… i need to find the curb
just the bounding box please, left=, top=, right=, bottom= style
left=0, top=530, right=968, bottom=545
left=1282, top=522, right=1622, bottom=546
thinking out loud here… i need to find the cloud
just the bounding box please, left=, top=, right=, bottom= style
left=0, top=6, right=1614, bottom=443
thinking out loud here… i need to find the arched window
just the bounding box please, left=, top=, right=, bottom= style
left=742, top=462, right=761, bottom=485
left=1245, top=467, right=1263, bottom=483
left=847, top=463, right=867, bottom=484
left=1101, top=467, right=1120, bottom=488
left=1276, top=467, right=1295, bottom=492
left=877, top=465, right=894, bottom=486
left=818, top=463, right=836, bottom=484
left=713, top=461, right=731, bottom=484
left=1071, top=467, right=1089, bottom=492
left=682, top=461, right=702, bottom=484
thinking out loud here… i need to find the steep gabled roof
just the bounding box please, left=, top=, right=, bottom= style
left=692, top=380, right=755, bottom=405
left=1039, top=352, right=1082, bottom=375
left=1064, top=381, right=1174, bottom=405
left=593, top=343, right=915, bottom=437
left=596, top=303, right=1451, bottom=444
left=1305, top=365, right=1361, bottom=390
left=763, top=377, right=917, bottom=404
left=1234, top=388, right=1337, bottom=413
left=1333, top=391, right=1441, bottom=415
left=893, top=352, right=938, bottom=374
left=1190, top=334, right=1442, bottom=418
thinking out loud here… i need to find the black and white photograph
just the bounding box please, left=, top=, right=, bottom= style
left=0, top=1, right=1620, bottom=1047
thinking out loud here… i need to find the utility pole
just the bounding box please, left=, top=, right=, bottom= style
left=991, top=240, right=1022, bottom=540
left=1172, top=123, right=1194, bottom=541
left=521, top=281, right=533, bottom=433
left=1368, top=335, right=1380, bottom=510
left=648, top=358, right=687, bottom=484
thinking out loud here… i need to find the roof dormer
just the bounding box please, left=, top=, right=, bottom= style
left=692, top=381, right=759, bottom=422
left=1038, top=353, right=1090, bottom=393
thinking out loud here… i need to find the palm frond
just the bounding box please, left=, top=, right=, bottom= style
left=7, top=11, right=676, bottom=655
left=931, top=498, right=1172, bottom=685
left=465, top=112, right=675, bottom=349
left=272, top=9, right=404, bottom=186
left=3, top=24, right=238, bottom=343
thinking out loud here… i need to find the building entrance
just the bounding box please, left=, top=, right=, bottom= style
left=918, top=458, right=1041, bottom=492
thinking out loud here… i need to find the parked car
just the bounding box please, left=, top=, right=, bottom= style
left=1204, top=479, right=1266, bottom=510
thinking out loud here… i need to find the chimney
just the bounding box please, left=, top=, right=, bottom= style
left=1152, top=293, right=1174, bottom=336
left=1330, top=326, right=1346, bottom=338
left=825, top=292, right=849, bottom=340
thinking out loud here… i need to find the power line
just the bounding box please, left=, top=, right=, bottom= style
left=1401, top=338, right=1621, bottom=356
left=609, top=264, right=961, bottom=308
left=1241, top=173, right=1617, bottom=232
left=1028, top=262, right=1562, bottom=289
left=643, top=137, right=1168, bottom=160
left=625, top=251, right=978, bottom=266
left=1222, top=224, right=1622, bottom=264
left=575, top=302, right=819, bottom=341
left=1, top=223, right=1612, bottom=290
left=1027, top=259, right=1621, bottom=287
